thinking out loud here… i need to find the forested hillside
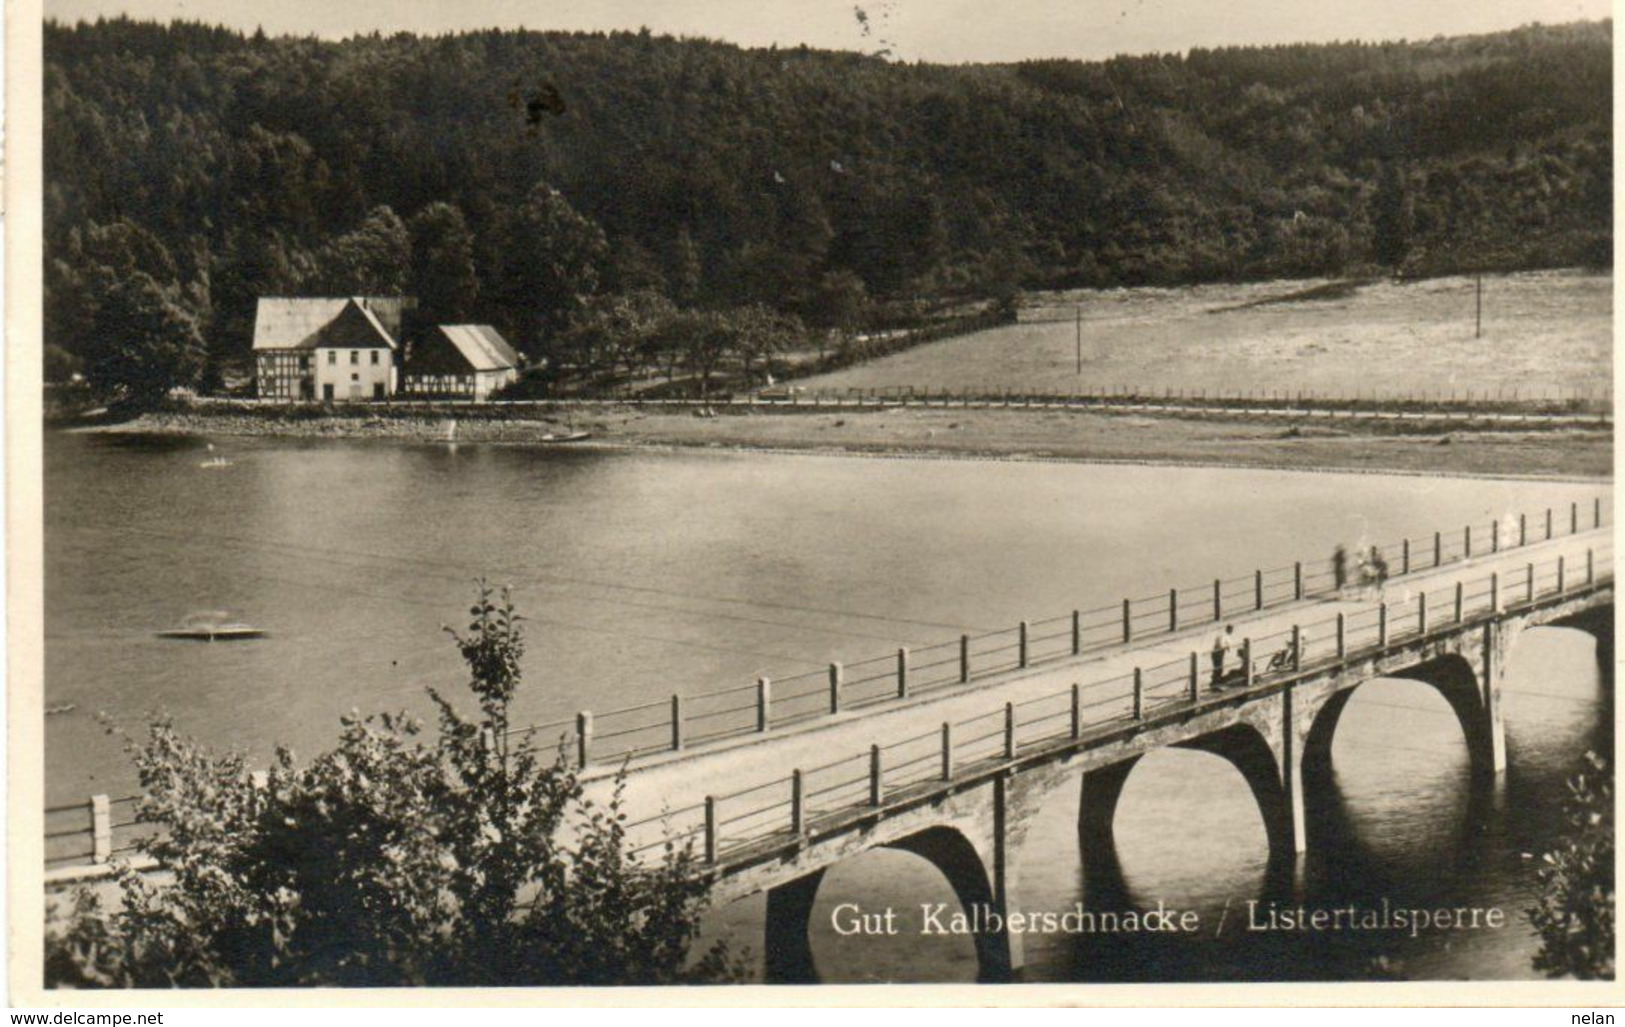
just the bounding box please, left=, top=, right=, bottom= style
left=43, top=17, right=1610, bottom=394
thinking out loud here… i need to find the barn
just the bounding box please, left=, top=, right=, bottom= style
left=401, top=325, right=522, bottom=401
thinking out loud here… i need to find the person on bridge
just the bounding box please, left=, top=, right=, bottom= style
left=1369, top=546, right=1390, bottom=593
left=1333, top=544, right=1349, bottom=594
left=1211, top=624, right=1234, bottom=689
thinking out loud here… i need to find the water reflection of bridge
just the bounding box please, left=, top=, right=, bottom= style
left=590, top=518, right=1612, bottom=982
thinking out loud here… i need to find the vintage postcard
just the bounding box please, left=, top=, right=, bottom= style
left=6, top=0, right=1620, bottom=1008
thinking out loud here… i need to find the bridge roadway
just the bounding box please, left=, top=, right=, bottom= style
left=579, top=525, right=1612, bottom=979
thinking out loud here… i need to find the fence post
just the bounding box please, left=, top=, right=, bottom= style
left=1491, top=519, right=1499, bottom=553
left=941, top=723, right=954, bottom=780
left=960, top=635, right=970, bottom=683
left=1336, top=614, right=1346, bottom=660
left=704, top=797, right=717, bottom=864
left=1455, top=582, right=1465, bottom=624
left=1019, top=622, right=1030, bottom=668
left=1434, top=531, right=1443, bottom=567
left=1213, top=579, right=1222, bottom=621
left=576, top=712, right=593, bottom=768
left=1587, top=548, right=1595, bottom=585
left=1170, top=589, right=1179, bottom=633
left=91, top=794, right=111, bottom=864
left=828, top=662, right=842, bottom=715
left=757, top=677, right=771, bottom=732
left=1378, top=603, right=1388, bottom=648
left=791, top=770, right=804, bottom=836
left=1520, top=513, right=1528, bottom=547
left=1292, top=625, right=1303, bottom=671
left=1465, top=524, right=1472, bottom=558
left=1418, top=592, right=1428, bottom=636
left=1189, top=652, right=1200, bottom=700
left=1068, top=683, right=1082, bottom=739
left=870, top=746, right=883, bottom=806
left=1121, top=600, right=1132, bottom=643
left=1572, top=501, right=1579, bottom=535
left=1132, top=669, right=1143, bottom=720
left=1242, top=640, right=1253, bottom=688
left=1527, top=562, right=1536, bottom=603
left=1490, top=572, right=1501, bottom=613
left=1005, top=703, right=1018, bottom=757
left=1557, top=556, right=1565, bottom=594
left=1545, top=507, right=1553, bottom=540
left=1402, top=539, right=1410, bottom=576
left=670, top=694, right=684, bottom=751
left=897, top=647, right=910, bottom=699
left=1255, top=570, right=1264, bottom=610
left=1294, top=562, right=1303, bottom=600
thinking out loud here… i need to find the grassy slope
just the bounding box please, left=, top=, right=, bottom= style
left=795, top=270, right=1612, bottom=400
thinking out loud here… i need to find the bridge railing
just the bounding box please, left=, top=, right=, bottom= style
left=644, top=539, right=1614, bottom=870
left=45, top=505, right=1616, bottom=874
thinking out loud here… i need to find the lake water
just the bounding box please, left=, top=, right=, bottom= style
left=43, top=431, right=1611, bottom=982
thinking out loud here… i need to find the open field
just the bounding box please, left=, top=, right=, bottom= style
left=793, top=270, right=1612, bottom=401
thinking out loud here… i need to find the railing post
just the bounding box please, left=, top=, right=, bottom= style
left=941, top=723, right=954, bottom=780
left=1242, top=640, right=1253, bottom=688
left=1213, top=579, right=1222, bottom=621
left=1527, top=562, right=1536, bottom=603
left=897, top=647, right=910, bottom=698
left=869, top=745, right=883, bottom=806
left=1255, top=570, right=1264, bottom=610
left=704, top=797, right=717, bottom=864
left=1545, top=507, right=1553, bottom=540
left=1596, top=497, right=1603, bottom=529
left=670, top=694, right=684, bottom=751
left=1336, top=614, right=1346, bottom=660
left=1491, top=518, right=1499, bottom=553
left=1418, top=592, right=1428, bottom=636
left=1434, top=531, right=1443, bottom=567
left=1132, top=669, right=1143, bottom=720
left=1069, top=684, right=1082, bottom=738
left=1005, top=702, right=1018, bottom=758
left=1587, top=548, right=1595, bottom=585
left=91, top=794, right=111, bottom=865
left=790, top=770, right=804, bottom=836
left=1019, top=621, right=1030, bottom=668
left=1490, top=572, right=1501, bottom=613
left=1292, top=625, right=1303, bottom=670
left=1122, top=600, right=1132, bottom=643
left=1169, top=589, right=1178, bottom=633
left=757, top=677, right=771, bottom=732
left=1455, top=581, right=1465, bottom=623
left=960, top=635, right=970, bottom=683
left=1571, top=501, right=1579, bottom=535
left=828, top=662, right=842, bottom=715
left=1378, top=603, right=1388, bottom=648
left=1402, top=539, right=1410, bottom=576
left=1520, top=513, right=1527, bottom=547
left=576, top=712, right=593, bottom=768
left=1557, top=555, right=1565, bottom=594
left=1072, top=611, right=1081, bottom=655
left=1464, top=524, right=1472, bottom=558
left=1294, top=562, right=1303, bottom=600
left=1188, top=652, right=1200, bottom=700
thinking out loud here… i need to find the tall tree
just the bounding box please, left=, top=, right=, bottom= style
left=491, top=184, right=609, bottom=355
left=80, top=271, right=207, bottom=406
left=313, top=206, right=411, bottom=296
left=408, top=202, right=480, bottom=324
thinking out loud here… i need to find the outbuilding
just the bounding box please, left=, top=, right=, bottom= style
left=401, top=325, right=522, bottom=401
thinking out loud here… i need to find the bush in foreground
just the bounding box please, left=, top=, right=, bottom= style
left=47, top=586, right=741, bottom=987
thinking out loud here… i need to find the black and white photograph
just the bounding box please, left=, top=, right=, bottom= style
left=10, top=0, right=1618, bottom=1002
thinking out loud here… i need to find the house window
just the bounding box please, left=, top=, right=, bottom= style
left=351, top=351, right=359, bottom=365
left=299, top=356, right=309, bottom=370
left=370, top=351, right=380, bottom=366
left=327, top=351, right=336, bottom=365
left=351, top=373, right=359, bottom=382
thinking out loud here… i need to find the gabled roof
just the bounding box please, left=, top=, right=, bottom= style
left=252, top=297, right=407, bottom=351
left=436, top=325, right=521, bottom=371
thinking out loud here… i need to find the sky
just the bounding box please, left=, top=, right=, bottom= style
left=43, top=0, right=1613, bottom=63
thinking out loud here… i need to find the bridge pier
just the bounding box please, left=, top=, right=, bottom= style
left=764, top=870, right=826, bottom=984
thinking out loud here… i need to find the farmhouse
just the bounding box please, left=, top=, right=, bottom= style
left=252, top=297, right=408, bottom=401
left=401, top=324, right=522, bottom=401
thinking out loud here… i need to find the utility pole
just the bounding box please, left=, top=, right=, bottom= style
left=1475, top=275, right=1483, bottom=339
left=1075, top=305, right=1082, bottom=375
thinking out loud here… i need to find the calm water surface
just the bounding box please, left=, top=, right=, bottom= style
left=44, top=432, right=1611, bottom=982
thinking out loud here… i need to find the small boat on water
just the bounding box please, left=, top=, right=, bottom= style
left=157, top=611, right=266, bottom=642
left=539, top=431, right=591, bottom=443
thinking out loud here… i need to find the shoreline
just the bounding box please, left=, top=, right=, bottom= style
left=72, top=406, right=1614, bottom=482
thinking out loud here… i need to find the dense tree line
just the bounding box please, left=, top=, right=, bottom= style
left=43, top=17, right=1611, bottom=396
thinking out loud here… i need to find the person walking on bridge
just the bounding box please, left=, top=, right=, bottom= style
left=1211, top=623, right=1235, bottom=689
left=1332, top=544, right=1349, bottom=595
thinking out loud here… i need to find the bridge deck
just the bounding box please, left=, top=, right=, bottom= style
left=590, top=526, right=1613, bottom=864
